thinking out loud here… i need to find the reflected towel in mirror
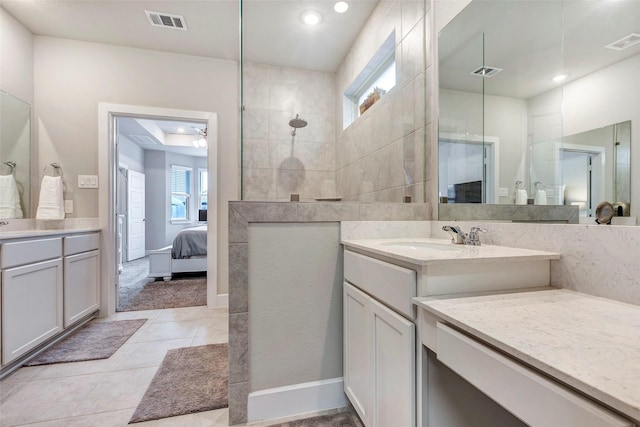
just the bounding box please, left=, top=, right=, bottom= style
left=0, top=174, right=23, bottom=219
left=516, top=189, right=528, bottom=205
left=36, top=175, right=65, bottom=220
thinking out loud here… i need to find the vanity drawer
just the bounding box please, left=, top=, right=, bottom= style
left=344, top=250, right=416, bottom=318
left=0, top=238, right=63, bottom=269
left=64, top=233, right=100, bottom=256
left=436, top=323, right=634, bottom=427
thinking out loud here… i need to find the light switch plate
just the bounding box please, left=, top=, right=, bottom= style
left=78, top=174, right=98, bottom=188
left=64, top=200, right=74, bottom=213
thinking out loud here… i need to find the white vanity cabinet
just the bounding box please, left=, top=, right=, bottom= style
left=343, top=251, right=417, bottom=427
left=1, top=238, right=64, bottom=365
left=63, top=233, right=100, bottom=327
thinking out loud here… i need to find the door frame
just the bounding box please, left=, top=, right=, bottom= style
left=98, top=103, right=219, bottom=316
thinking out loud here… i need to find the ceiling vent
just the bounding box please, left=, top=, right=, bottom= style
left=470, top=66, right=503, bottom=78
left=605, top=33, right=640, bottom=51
left=129, top=135, right=159, bottom=145
left=145, top=10, right=187, bottom=31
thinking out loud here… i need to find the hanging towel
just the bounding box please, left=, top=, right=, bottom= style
left=534, top=189, right=547, bottom=205
left=0, top=174, right=23, bottom=219
left=515, top=189, right=528, bottom=205
left=36, top=175, right=65, bottom=220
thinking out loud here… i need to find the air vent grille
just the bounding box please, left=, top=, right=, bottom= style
left=470, top=66, right=503, bottom=78
left=605, top=33, right=640, bottom=51
left=129, top=135, right=158, bottom=145
left=145, top=10, right=187, bottom=31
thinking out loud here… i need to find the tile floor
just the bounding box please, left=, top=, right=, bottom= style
left=0, top=306, right=236, bottom=427
left=0, top=306, right=344, bottom=427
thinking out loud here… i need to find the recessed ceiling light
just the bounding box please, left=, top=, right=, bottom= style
left=553, top=74, right=568, bottom=82
left=177, top=127, right=185, bottom=133
left=334, top=1, right=349, bottom=13
left=301, top=10, right=322, bottom=25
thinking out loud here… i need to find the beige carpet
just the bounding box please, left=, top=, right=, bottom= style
left=129, top=343, right=228, bottom=423
left=25, top=319, right=147, bottom=366
left=267, top=411, right=364, bottom=427
left=118, top=274, right=207, bottom=312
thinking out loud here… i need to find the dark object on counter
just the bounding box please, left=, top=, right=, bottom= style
left=595, top=201, right=614, bottom=224
left=290, top=193, right=300, bottom=202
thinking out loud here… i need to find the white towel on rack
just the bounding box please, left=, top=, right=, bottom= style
left=36, top=175, right=65, bottom=220
left=515, top=189, right=528, bottom=205
left=534, top=189, right=547, bottom=205
left=0, top=174, right=23, bottom=219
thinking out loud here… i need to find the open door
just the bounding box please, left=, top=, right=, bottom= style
left=127, top=169, right=146, bottom=261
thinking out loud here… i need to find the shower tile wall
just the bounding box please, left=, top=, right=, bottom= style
left=243, top=62, right=337, bottom=200
left=335, top=0, right=432, bottom=203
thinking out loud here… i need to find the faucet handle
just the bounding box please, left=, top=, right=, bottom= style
left=466, top=227, right=487, bottom=246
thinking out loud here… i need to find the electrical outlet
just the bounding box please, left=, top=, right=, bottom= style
left=499, top=187, right=509, bottom=197
left=64, top=200, right=74, bottom=214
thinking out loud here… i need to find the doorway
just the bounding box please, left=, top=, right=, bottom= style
left=98, top=104, right=218, bottom=317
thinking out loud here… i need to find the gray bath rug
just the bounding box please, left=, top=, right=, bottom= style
left=24, top=319, right=147, bottom=366
left=129, top=343, right=228, bottom=423
left=267, top=411, right=364, bottom=427
left=118, top=273, right=207, bottom=312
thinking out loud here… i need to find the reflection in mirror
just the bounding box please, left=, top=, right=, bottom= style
left=438, top=0, right=639, bottom=224
left=0, top=91, right=30, bottom=219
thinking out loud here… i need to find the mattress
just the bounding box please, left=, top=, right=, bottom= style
left=171, top=225, right=207, bottom=259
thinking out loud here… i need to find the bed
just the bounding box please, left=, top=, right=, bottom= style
left=148, top=225, right=207, bottom=281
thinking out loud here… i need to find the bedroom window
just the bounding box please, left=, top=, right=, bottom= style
left=198, top=169, right=208, bottom=211
left=171, top=165, right=191, bottom=221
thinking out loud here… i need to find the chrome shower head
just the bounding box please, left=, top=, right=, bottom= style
left=289, top=114, right=308, bottom=129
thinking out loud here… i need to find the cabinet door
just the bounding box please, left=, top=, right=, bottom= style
left=2, top=258, right=63, bottom=364
left=344, top=282, right=371, bottom=424
left=370, top=298, right=415, bottom=427
left=64, top=250, right=100, bottom=327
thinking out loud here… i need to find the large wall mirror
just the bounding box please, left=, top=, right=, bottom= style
left=241, top=0, right=428, bottom=202
left=0, top=90, right=30, bottom=219
left=438, top=0, right=638, bottom=224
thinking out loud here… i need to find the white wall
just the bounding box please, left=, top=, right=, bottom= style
left=33, top=36, right=238, bottom=296
left=248, top=222, right=343, bottom=392
left=118, top=137, right=144, bottom=173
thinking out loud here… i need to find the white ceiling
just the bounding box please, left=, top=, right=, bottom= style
left=117, top=117, right=209, bottom=157
left=0, top=0, right=378, bottom=72
left=439, top=0, right=640, bottom=99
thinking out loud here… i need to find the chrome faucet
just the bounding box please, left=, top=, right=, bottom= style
left=0, top=221, right=8, bottom=227
left=442, top=225, right=466, bottom=244
left=442, top=225, right=488, bottom=245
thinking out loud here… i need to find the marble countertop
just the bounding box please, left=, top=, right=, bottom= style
left=0, top=227, right=101, bottom=240
left=341, top=237, right=561, bottom=265
left=415, top=289, right=640, bottom=421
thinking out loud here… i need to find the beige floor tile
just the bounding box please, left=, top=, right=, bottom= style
left=55, top=408, right=135, bottom=426
left=71, top=367, right=157, bottom=417
left=132, top=320, right=201, bottom=343
left=100, top=310, right=164, bottom=322
left=0, top=373, right=104, bottom=426
left=153, top=306, right=213, bottom=323
left=13, top=419, right=63, bottom=427
left=28, top=357, right=120, bottom=381
left=144, top=408, right=229, bottom=426
left=112, top=338, right=192, bottom=370
left=0, top=366, right=41, bottom=399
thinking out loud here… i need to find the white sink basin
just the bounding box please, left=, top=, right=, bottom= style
left=379, top=241, right=461, bottom=251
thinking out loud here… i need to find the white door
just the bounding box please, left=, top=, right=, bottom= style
left=344, top=282, right=371, bottom=423
left=127, top=170, right=146, bottom=261
left=370, top=298, right=415, bottom=427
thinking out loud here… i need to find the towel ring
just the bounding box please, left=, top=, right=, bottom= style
left=2, top=161, right=16, bottom=175
left=43, top=162, right=63, bottom=177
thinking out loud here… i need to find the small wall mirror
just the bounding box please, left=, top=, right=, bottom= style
left=438, top=0, right=638, bottom=224
left=0, top=90, right=31, bottom=219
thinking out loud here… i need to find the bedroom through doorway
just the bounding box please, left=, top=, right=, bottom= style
left=115, top=114, right=210, bottom=312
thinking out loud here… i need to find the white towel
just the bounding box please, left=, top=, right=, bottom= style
left=36, top=175, right=65, bottom=220
left=0, top=174, right=23, bottom=219
left=515, top=189, right=528, bottom=205
left=534, top=189, right=547, bottom=205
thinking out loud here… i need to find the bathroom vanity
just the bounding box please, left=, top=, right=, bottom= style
left=0, top=228, right=100, bottom=373
left=341, top=237, right=561, bottom=427
left=415, top=289, right=639, bottom=426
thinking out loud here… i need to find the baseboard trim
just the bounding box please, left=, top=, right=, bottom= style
left=248, top=377, right=347, bottom=423
left=210, top=293, right=228, bottom=308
